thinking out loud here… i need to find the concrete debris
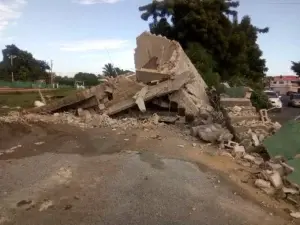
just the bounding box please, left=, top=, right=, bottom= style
left=39, top=200, right=53, bottom=212
left=268, top=171, right=283, bottom=189
left=34, top=100, right=45, bottom=108
left=251, top=132, right=260, bottom=146
left=192, top=124, right=233, bottom=143
left=28, top=32, right=210, bottom=124
left=243, top=154, right=256, bottom=162
left=255, top=179, right=271, bottom=189
left=280, top=162, right=294, bottom=175
left=265, top=162, right=284, bottom=176
left=282, top=187, right=299, bottom=195
left=290, top=212, right=300, bottom=219
left=0, top=112, right=145, bottom=130
left=232, top=145, right=245, bottom=158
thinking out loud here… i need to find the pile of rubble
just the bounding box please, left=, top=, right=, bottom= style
left=3, top=31, right=300, bottom=217
left=0, top=111, right=142, bottom=129
left=221, top=91, right=281, bottom=151
left=226, top=141, right=300, bottom=218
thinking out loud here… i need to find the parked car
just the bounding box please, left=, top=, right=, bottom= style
left=288, top=93, right=300, bottom=107
left=286, top=91, right=297, bottom=96
left=264, top=90, right=282, bottom=111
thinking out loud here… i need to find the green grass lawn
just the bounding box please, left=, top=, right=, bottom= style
left=0, top=88, right=76, bottom=114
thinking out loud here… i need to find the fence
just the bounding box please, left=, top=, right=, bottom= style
left=0, top=80, right=72, bottom=89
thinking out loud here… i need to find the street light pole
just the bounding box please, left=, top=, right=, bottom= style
left=50, top=60, right=54, bottom=85
left=8, top=54, right=17, bottom=82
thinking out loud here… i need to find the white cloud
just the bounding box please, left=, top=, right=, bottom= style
left=0, top=0, right=27, bottom=32
left=59, top=39, right=128, bottom=52
left=74, top=0, right=121, bottom=5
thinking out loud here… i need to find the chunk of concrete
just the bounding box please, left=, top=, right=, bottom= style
left=136, top=68, right=170, bottom=84
left=255, top=179, right=271, bottom=189
left=268, top=171, right=283, bottom=189
left=133, top=86, right=148, bottom=112
left=232, top=145, right=245, bottom=158
left=266, top=162, right=284, bottom=176
left=169, top=88, right=199, bottom=118
left=251, top=132, right=260, bottom=146
left=282, top=187, right=299, bottom=195
left=105, top=71, right=191, bottom=115
left=134, top=32, right=210, bottom=107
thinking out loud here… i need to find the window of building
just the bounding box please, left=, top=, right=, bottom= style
left=279, top=81, right=284, bottom=84
left=273, top=81, right=277, bottom=84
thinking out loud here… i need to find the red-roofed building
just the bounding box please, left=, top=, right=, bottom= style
left=268, top=75, right=300, bottom=95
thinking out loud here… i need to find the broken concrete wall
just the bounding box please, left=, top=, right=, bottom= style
left=30, top=32, right=212, bottom=119
left=134, top=32, right=211, bottom=118
left=220, top=89, right=276, bottom=151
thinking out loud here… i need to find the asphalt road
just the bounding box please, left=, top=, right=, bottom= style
left=269, top=95, right=300, bottom=124
left=0, top=123, right=286, bottom=225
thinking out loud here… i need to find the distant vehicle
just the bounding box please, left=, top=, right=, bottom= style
left=286, top=91, right=297, bottom=96
left=288, top=93, right=300, bottom=107
left=264, top=90, right=282, bottom=111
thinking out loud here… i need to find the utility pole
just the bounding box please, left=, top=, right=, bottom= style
left=50, top=60, right=54, bottom=84
left=8, top=54, right=17, bottom=82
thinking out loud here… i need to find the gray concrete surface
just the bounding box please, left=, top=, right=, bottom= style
left=0, top=123, right=287, bottom=225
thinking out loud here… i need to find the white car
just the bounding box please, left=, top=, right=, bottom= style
left=264, top=90, right=282, bottom=111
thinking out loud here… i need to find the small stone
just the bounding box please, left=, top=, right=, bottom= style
left=243, top=154, right=255, bottom=163
left=192, top=143, right=197, bottom=147
left=53, top=113, right=60, bottom=117
left=17, top=200, right=32, bottom=208
left=232, top=145, right=245, bottom=158
left=282, top=187, right=299, bottom=195
left=255, top=179, right=271, bottom=189
left=258, top=134, right=265, bottom=142
left=177, top=145, right=185, bottom=148
left=192, top=207, right=196, bottom=211
left=64, top=204, right=72, bottom=210
left=280, top=162, right=294, bottom=175
left=272, top=122, right=282, bottom=131
left=34, top=142, right=45, bottom=146
left=39, top=200, right=53, bottom=212
left=232, top=106, right=242, bottom=113
left=290, top=212, right=300, bottom=219
left=124, top=139, right=129, bottom=141
left=266, top=162, right=284, bottom=176
left=251, top=132, right=260, bottom=146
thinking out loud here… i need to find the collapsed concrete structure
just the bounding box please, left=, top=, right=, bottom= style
left=29, top=32, right=212, bottom=120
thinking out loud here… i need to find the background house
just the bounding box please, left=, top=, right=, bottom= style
left=268, top=75, right=300, bottom=95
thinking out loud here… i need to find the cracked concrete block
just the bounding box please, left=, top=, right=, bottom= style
left=268, top=171, right=283, bottom=189
left=134, top=32, right=210, bottom=109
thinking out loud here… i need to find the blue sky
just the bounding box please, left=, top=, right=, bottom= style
left=0, top=0, right=299, bottom=77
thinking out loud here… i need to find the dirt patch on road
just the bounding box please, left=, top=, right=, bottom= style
left=0, top=122, right=139, bottom=160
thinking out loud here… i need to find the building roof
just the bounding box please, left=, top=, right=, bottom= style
left=271, top=75, right=299, bottom=81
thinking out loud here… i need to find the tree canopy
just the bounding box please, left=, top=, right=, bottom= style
left=291, top=61, right=300, bottom=76
left=74, top=72, right=99, bottom=86
left=0, top=44, right=50, bottom=82
left=102, top=63, right=132, bottom=77
left=139, top=0, right=269, bottom=87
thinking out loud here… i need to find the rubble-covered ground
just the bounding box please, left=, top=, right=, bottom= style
left=0, top=113, right=295, bottom=225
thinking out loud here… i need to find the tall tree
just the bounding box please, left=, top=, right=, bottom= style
left=102, top=63, right=117, bottom=77
left=138, top=0, right=268, bottom=86
left=74, top=72, right=99, bottom=86
left=0, top=44, right=50, bottom=82
left=291, top=61, right=300, bottom=76
left=102, top=63, right=132, bottom=77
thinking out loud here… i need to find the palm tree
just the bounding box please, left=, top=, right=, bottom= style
left=102, top=63, right=117, bottom=77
